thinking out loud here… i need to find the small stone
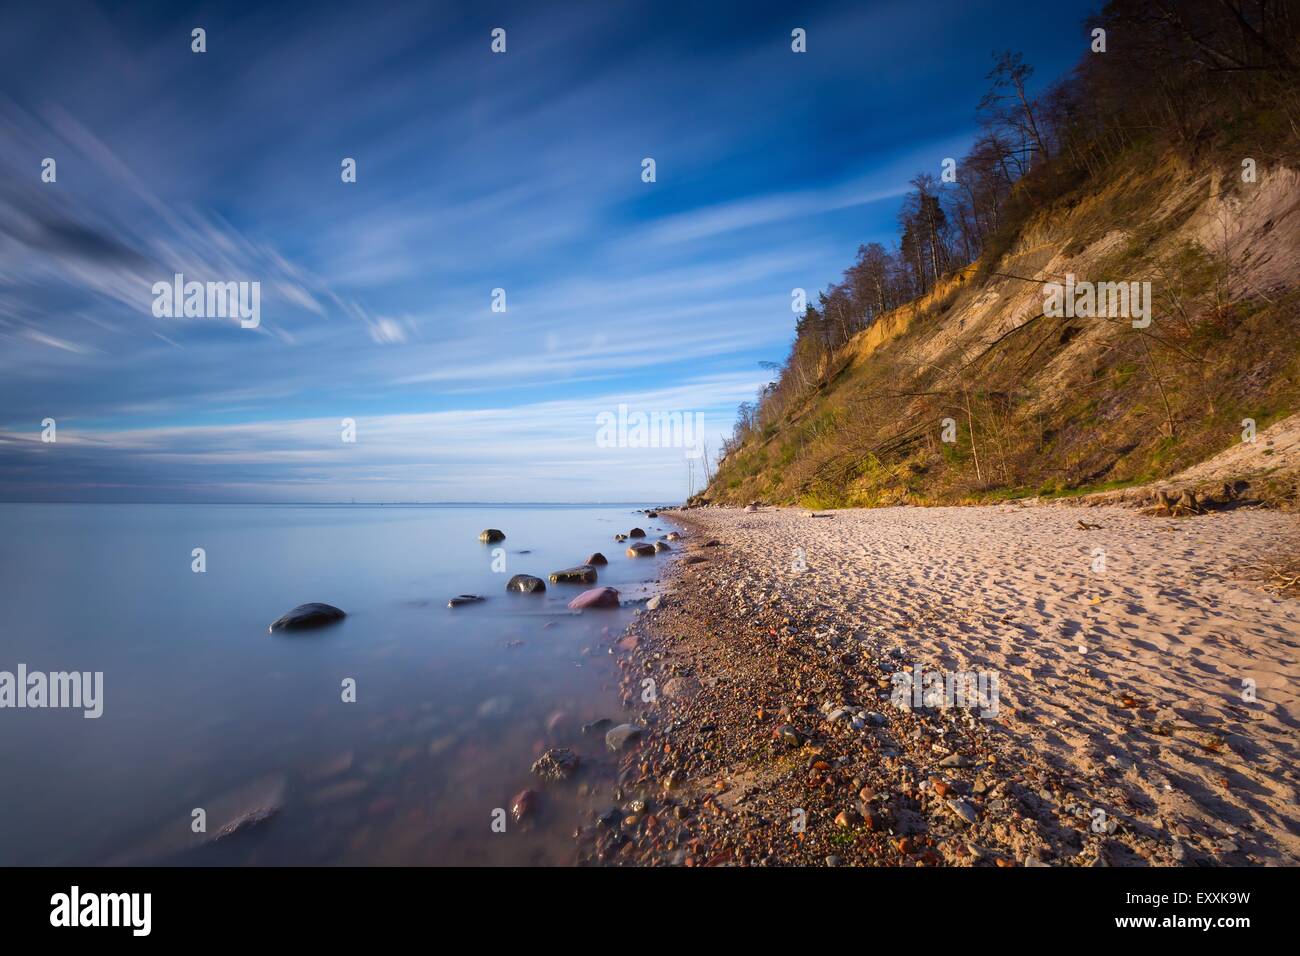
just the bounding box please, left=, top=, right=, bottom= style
left=479, top=529, right=505, bottom=543
left=605, top=723, right=644, bottom=751
left=835, top=809, right=862, bottom=827
left=447, top=594, right=486, bottom=607
left=510, top=789, right=538, bottom=821
left=582, top=718, right=614, bottom=736
left=947, top=799, right=978, bottom=825
left=530, top=748, right=580, bottom=781
left=585, top=552, right=609, bottom=566
left=773, top=724, right=804, bottom=748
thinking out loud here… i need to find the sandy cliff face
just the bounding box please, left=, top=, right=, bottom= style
left=707, top=160, right=1300, bottom=509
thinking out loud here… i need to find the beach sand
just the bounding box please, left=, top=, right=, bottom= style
left=585, top=503, right=1300, bottom=866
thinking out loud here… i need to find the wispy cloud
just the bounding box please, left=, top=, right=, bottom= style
left=0, top=0, right=1097, bottom=500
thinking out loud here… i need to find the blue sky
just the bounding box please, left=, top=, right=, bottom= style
left=0, top=0, right=1097, bottom=502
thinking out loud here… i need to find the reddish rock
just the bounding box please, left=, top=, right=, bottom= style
left=568, top=586, right=620, bottom=610
left=510, top=788, right=538, bottom=822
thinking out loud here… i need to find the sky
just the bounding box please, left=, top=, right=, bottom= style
left=0, top=0, right=1098, bottom=503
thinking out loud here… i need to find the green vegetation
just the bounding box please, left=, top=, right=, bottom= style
left=704, top=1, right=1300, bottom=508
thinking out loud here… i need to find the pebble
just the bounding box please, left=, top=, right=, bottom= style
left=947, top=798, right=978, bottom=825
left=606, top=723, right=644, bottom=751
left=531, top=748, right=580, bottom=781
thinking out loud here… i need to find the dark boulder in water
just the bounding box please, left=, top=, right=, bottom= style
left=506, top=574, right=546, bottom=593
left=626, top=543, right=656, bottom=557
left=584, top=552, right=608, bottom=566
left=653, top=540, right=672, bottom=552
left=268, top=603, right=346, bottom=633
left=447, top=594, right=486, bottom=608
left=479, top=529, right=506, bottom=543
left=628, top=527, right=646, bottom=538
left=549, top=565, right=597, bottom=584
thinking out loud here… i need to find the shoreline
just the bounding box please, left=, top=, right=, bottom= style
left=582, top=502, right=1300, bottom=866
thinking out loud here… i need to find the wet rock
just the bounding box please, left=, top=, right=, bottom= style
left=550, top=565, right=598, bottom=585
left=568, top=586, right=620, bottom=610
left=614, top=534, right=628, bottom=542
left=665, top=532, right=681, bottom=541
left=531, top=748, right=580, bottom=781
left=479, top=529, right=506, bottom=543
left=506, top=574, right=546, bottom=594
left=582, top=718, right=614, bottom=736
left=447, top=594, right=486, bottom=608
left=606, top=723, right=644, bottom=751
left=627, top=543, right=656, bottom=557
left=585, top=552, right=609, bottom=566
left=628, top=528, right=646, bottom=538
left=108, top=772, right=288, bottom=864
left=653, top=540, right=672, bottom=553
left=268, top=603, right=346, bottom=633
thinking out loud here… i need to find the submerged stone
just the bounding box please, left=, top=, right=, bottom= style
left=268, top=603, right=346, bottom=633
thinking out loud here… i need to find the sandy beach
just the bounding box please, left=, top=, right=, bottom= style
left=583, top=503, right=1300, bottom=866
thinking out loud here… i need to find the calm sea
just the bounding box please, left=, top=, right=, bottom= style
left=0, top=502, right=675, bottom=865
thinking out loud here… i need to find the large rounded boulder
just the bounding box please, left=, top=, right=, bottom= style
left=506, top=574, right=546, bottom=594
left=268, top=603, right=346, bottom=633
left=567, top=587, right=620, bottom=610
